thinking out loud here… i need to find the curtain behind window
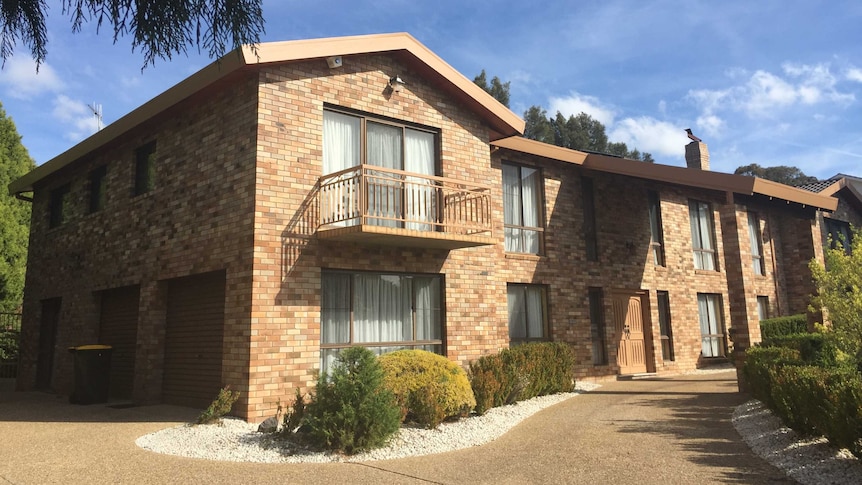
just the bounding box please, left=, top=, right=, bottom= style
left=503, top=164, right=523, bottom=252
left=520, top=167, right=540, bottom=254
left=353, top=274, right=411, bottom=343
left=689, top=202, right=715, bottom=270
left=748, top=214, right=763, bottom=275
left=404, top=129, right=435, bottom=230
left=415, top=277, right=441, bottom=340
left=698, top=294, right=722, bottom=357
left=323, top=112, right=361, bottom=226
left=367, top=123, right=402, bottom=226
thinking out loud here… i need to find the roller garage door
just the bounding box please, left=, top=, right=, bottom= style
left=98, top=285, right=140, bottom=400
left=163, top=271, right=226, bottom=408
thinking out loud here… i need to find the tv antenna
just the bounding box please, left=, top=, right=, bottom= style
left=88, top=102, right=103, bottom=132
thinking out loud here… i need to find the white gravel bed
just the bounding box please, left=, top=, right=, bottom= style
left=136, top=381, right=602, bottom=463
left=732, top=399, right=862, bottom=484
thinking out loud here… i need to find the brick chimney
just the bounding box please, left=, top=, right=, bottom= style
left=685, top=136, right=710, bottom=170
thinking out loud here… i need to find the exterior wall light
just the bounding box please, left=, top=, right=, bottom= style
left=389, top=75, right=405, bottom=93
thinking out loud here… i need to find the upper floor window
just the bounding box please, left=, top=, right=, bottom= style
left=49, top=184, right=71, bottom=228
left=502, top=163, right=543, bottom=254
left=507, top=284, right=548, bottom=344
left=689, top=200, right=717, bottom=270
left=134, top=142, right=156, bottom=196
left=582, top=177, right=598, bottom=261
left=747, top=212, right=765, bottom=275
left=88, top=166, right=107, bottom=213
left=322, top=109, right=438, bottom=228
left=648, top=191, right=665, bottom=266
left=825, top=218, right=852, bottom=255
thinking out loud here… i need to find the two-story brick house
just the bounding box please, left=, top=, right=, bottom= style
left=9, top=33, right=836, bottom=421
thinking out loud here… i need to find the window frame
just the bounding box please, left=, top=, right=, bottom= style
left=582, top=177, right=599, bottom=261
left=133, top=141, right=156, bottom=196
left=88, top=165, right=108, bottom=213
left=588, top=287, right=607, bottom=365
left=48, top=183, right=71, bottom=228
left=656, top=291, right=674, bottom=362
left=507, top=283, right=549, bottom=344
left=689, top=200, right=718, bottom=271
left=748, top=212, right=765, bottom=275
left=756, top=295, right=770, bottom=321
left=825, top=218, right=852, bottom=255
left=320, top=270, right=445, bottom=370
left=697, top=293, right=727, bottom=358
left=648, top=191, right=665, bottom=266
left=502, top=161, right=545, bottom=254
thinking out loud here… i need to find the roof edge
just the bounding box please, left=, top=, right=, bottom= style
left=491, top=136, right=587, bottom=165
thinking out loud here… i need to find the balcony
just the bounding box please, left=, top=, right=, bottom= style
left=317, top=165, right=495, bottom=249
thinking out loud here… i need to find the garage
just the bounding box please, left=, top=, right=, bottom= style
left=98, top=285, right=140, bottom=400
left=162, top=271, right=226, bottom=408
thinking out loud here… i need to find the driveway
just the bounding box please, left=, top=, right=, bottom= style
left=0, top=370, right=791, bottom=484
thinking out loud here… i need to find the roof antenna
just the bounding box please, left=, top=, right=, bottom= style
left=88, top=102, right=103, bottom=132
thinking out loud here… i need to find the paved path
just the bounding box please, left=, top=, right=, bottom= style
left=0, top=370, right=791, bottom=484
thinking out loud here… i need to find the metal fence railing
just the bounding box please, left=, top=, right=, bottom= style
left=0, top=312, right=22, bottom=379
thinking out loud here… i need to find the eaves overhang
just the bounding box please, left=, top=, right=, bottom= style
left=9, top=32, right=524, bottom=196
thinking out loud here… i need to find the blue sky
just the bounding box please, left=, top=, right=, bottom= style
left=2, top=0, right=861, bottom=181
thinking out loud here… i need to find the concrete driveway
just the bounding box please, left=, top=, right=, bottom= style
left=0, top=370, right=791, bottom=484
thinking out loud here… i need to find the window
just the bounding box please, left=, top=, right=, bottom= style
left=88, top=166, right=107, bottom=213
left=588, top=287, right=607, bottom=365
left=582, top=177, right=598, bottom=261
left=697, top=293, right=726, bottom=357
left=825, top=218, right=852, bottom=254
left=689, top=200, right=717, bottom=270
left=49, top=184, right=71, bottom=228
left=748, top=212, right=765, bottom=275
left=321, top=271, right=443, bottom=372
left=134, top=142, right=156, bottom=196
left=503, top=163, right=543, bottom=253
left=657, top=291, right=674, bottom=362
left=648, top=191, right=665, bottom=266
left=507, top=284, right=548, bottom=343
left=322, top=108, right=438, bottom=229
left=756, top=296, right=770, bottom=321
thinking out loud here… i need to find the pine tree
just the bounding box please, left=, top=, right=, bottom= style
left=0, top=103, right=35, bottom=312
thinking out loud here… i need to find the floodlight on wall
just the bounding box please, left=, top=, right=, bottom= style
left=326, top=56, right=343, bottom=69
left=389, top=75, right=406, bottom=93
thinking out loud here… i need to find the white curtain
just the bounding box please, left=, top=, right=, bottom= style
left=520, top=167, right=540, bottom=254
left=321, top=273, right=351, bottom=344
left=404, top=129, right=435, bottom=230
left=367, top=123, right=402, bottom=227
left=353, top=274, right=411, bottom=343
left=503, top=164, right=522, bottom=252
left=414, top=277, right=441, bottom=340
left=698, top=294, right=722, bottom=357
left=323, top=111, right=360, bottom=226
left=690, top=202, right=715, bottom=270
left=507, top=286, right=525, bottom=339
left=748, top=213, right=763, bottom=275
left=525, top=286, right=544, bottom=338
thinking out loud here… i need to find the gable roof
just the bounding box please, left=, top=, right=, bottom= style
left=799, top=174, right=862, bottom=213
left=491, top=136, right=838, bottom=212
left=9, top=33, right=524, bottom=195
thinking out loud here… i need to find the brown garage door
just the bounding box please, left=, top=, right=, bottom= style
left=99, top=285, right=140, bottom=400
left=163, top=271, right=226, bottom=408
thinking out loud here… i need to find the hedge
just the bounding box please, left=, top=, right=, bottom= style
left=759, top=314, right=807, bottom=340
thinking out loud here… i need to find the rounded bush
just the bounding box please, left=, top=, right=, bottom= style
left=378, top=350, right=476, bottom=429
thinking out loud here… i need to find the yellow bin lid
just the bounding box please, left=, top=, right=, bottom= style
left=69, top=344, right=112, bottom=350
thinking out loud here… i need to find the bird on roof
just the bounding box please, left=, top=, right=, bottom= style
left=685, top=128, right=702, bottom=143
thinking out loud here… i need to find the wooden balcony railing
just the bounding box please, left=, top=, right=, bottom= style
left=319, top=165, right=493, bottom=240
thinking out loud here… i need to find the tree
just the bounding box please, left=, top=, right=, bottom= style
left=809, top=227, right=862, bottom=365
left=734, top=163, right=819, bottom=186
left=0, top=103, right=35, bottom=312
left=524, top=106, right=653, bottom=162
left=1, top=0, right=265, bottom=68
left=473, top=70, right=510, bottom=108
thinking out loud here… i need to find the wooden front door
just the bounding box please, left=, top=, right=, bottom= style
left=612, top=291, right=648, bottom=374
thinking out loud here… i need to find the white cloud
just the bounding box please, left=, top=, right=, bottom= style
left=696, top=114, right=724, bottom=137
left=52, top=95, right=100, bottom=141
left=846, top=67, right=862, bottom=83
left=609, top=117, right=689, bottom=156
left=0, top=57, right=64, bottom=99
left=548, top=92, right=616, bottom=125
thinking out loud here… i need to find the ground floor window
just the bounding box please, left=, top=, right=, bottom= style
left=697, top=293, right=726, bottom=357
left=321, top=271, right=443, bottom=373
left=507, top=284, right=548, bottom=343
left=756, top=296, right=770, bottom=321
left=657, top=291, right=674, bottom=362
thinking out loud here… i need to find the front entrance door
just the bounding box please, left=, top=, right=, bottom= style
left=612, top=291, right=648, bottom=374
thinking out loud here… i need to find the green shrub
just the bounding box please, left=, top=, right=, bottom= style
left=281, top=389, right=307, bottom=434
left=469, top=342, right=576, bottom=415
left=195, top=386, right=240, bottom=425
left=743, top=346, right=801, bottom=408
left=304, top=347, right=401, bottom=454
left=0, top=328, right=20, bottom=362
left=759, top=314, right=807, bottom=339
left=378, top=350, right=476, bottom=429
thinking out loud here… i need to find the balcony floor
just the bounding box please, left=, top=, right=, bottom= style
left=317, top=224, right=496, bottom=249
